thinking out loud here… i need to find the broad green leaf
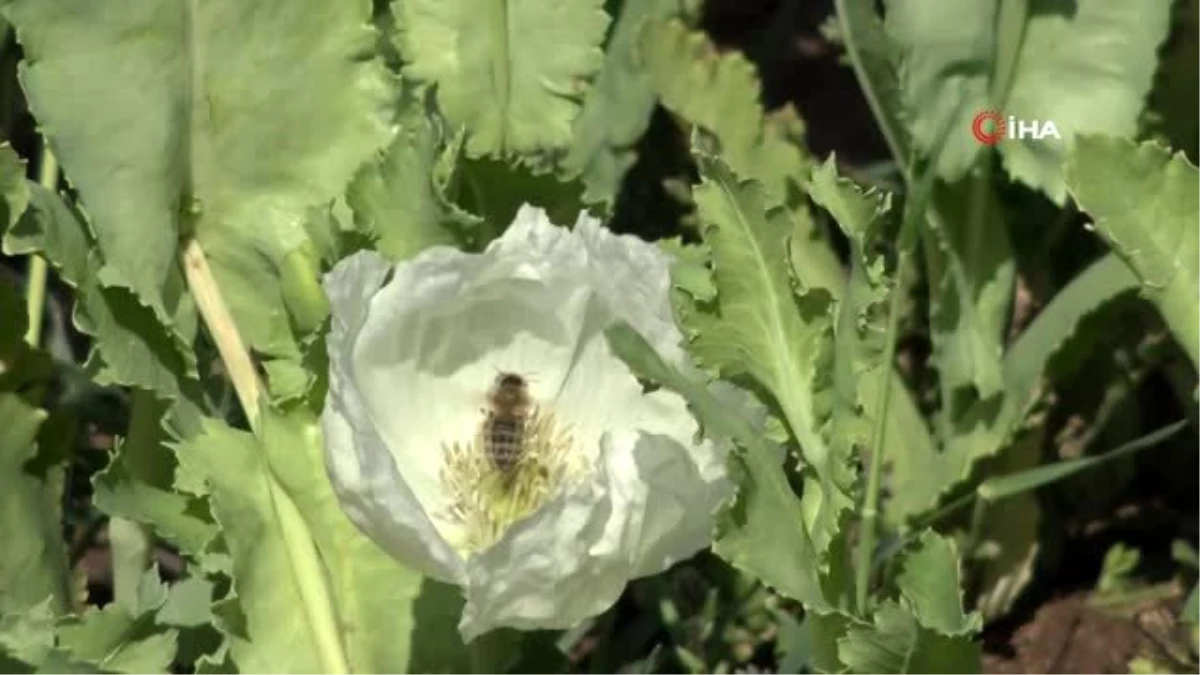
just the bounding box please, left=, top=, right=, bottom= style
left=640, top=19, right=809, bottom=203
left=456, top=156, right=585, bottom=240
left=1065, top=136, right=1200, bottom=367
left=56, top=569, right=178, bottom=674
left=686, top=153, right=849, bottom=543
left=3, top=185, right=198, bottom=400
left=0, top=395, right=70, bottom=617
left=837, top=600, right=980, bottom=673
left=897, top=532, right=980, bottom=636
left=888, top=253, right=1139, bottom=520
left=997, top=254, right=1139, bottom=435
left=923, top=176, right=1014, bottom=402
left=92, top=390, right=219, bottom=569
left=832, top=529, right=983, bottom=672
left=0, top=601, right=48, bottom=667
left=346, top=88, right=479, bottom=261
left=561, top=0, right=679, bottom=207
left=0, top=144, right=29, bottom=234
left=882, top=0, right=992, bottom=179
left=174, top=408, right=467, bottom=673
left=884, top=0, right=1173, bottom=201
left=999, top=1, right=1173, bottom=202
left=396, top=0, right=609, bottom=159
left=0, top=280, right=70, bottom=620
left=605, top=322, right=831, bottom=612
left=5, top=0, right=394, bottom=361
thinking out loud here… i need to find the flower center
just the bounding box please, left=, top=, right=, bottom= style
left=439, top=405, right=583, bottom=554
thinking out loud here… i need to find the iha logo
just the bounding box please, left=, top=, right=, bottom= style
left=971, top=110, right=1061, bottom=145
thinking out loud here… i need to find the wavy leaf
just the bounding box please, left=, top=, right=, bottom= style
left=396, top=0, right=609, bottom=159
left=1065, top=136, right=1200, bottom=367
left=5, top=0, right=395, bottom=362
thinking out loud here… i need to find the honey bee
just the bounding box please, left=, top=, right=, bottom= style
left=480, top=372, right=534, bottom=473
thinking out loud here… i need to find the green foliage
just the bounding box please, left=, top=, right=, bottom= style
left=396, top=0, right=610, bottom=159
left=884, top=0, right=1174, bottom=201
left=640, top=18, right=809, bottom=202
left=684, top=152, right=852, bottom=551
left=562, top=0, right=682, bottom=207
left=173, top=408, right=468, bottom=673
left=606, top=322, right=830, bottom=612
left=1066, top=136, right=1200, bottom=367
left=828, top=533, right=980, bottom=673
left=0, top=0, right=1193, bottom=672
left=5, top=0, right=395, bottom=364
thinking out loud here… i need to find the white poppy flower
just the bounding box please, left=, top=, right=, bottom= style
left=320, top=205, right=732, bottom=640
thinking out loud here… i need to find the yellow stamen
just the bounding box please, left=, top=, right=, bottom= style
left=439, top=407, right=583, bottom=554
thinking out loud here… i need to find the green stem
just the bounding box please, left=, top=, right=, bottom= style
left=110, top=389, right=160, bottom=609
left=853, top=148, right=944, bottom=614
left=833, top=0, right=910, bottom=176
left=108, top=517, right=152, bottom=610
left=854, top=237, right=910, bottom=615
left=990, top=0, right=1030, bottom=108
left=23, top=145, right=59, bottom=347
left=181, top=238, right=349, bottom=674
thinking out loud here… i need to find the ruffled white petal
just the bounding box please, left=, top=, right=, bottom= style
left=322, top=250, right=466, bottom=583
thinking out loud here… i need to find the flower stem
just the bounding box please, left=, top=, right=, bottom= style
left=180, top=238, right=263, bottom=428
left=23, top=145, right=58, bottom=347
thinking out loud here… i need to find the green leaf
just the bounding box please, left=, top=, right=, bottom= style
left=882, top=0, right=993, bottom=179
left=923, top=177, right=1014, bottom=402
left=561, top=0, right=679, bottom=207
left=605, top=322, right=831, bottom=612
left=806, top=157, right=893, bottom=475
left=832, top=0, right=910, bottom=169
left=5, top=0, right=395, bottom=360
left=91, top=395, right=219, bottom=568
left=1065, top=136, right=1200, bottom=367
left=833, top=529, right=983, bottom=673
left=890, top=253, right=1140, bottom=522
left=456, top=156, right=585, bottom=239
left=897, top=532, right=981, bottom=636
left=884, top=0, right=1173, bottom=200
left=686, top=152, right=849, bottom=543
left=396, top=0, right=609, bottom=159
left=792, top=160, right=937, bottom=528
left=346, top=88, right=480, bottom=261
left=56, top=569, right=178, bottom=674
left=977, top=419, right=1188, bottom=503
left=640, top=18, right=809, bottom=203
left=3, top=184, right=198, bottom=401
left=998, top=1, right=1174, bottom=202
left=0, top=143, right=30, bottom=234
left=0, top=394, right=70, bottom=617
left=174, top=408, right=467, bottom=673
left=837, top=600, right=980, bottom=674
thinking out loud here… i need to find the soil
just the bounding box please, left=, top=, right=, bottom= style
left=982, top=591, right=1187, bottom=674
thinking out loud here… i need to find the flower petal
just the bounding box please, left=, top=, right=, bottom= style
left=322, top=250, right=467, bottom=583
